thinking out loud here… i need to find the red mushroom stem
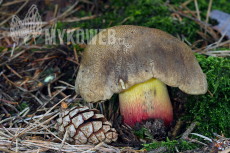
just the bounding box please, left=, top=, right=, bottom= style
left=119, top=78, right=173, bottom=127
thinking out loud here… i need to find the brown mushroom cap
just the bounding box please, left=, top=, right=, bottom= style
left=75, top=25, right=207, bottom=102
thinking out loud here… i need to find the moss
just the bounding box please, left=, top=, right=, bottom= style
left=76, top=0, right=200, bottom=43
left=184, top=54, right=230, bottom=138
left=143, top=137, right=197, bottom=152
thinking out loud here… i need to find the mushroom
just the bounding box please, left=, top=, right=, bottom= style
left=75, top=25, right=207, bottom=127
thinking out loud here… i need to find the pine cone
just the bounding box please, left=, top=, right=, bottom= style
left=56, top=106, right=118, bottom=144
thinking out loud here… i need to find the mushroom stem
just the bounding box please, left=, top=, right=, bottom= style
left=119, top=78, right=173, bottom=127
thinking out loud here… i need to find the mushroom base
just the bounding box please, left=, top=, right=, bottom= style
left=119, top=78, right=173, bottom=127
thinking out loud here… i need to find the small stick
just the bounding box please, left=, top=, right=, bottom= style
left=180, top=3, right=197, bottom=18
left=2, top=102, right=20, bottom=114
left=82, top=142, right=104, bottom=153
left=50, top=1, right=79, bottom=23
left=53, top=86, right=74, bottom=90
left=0, top=0, right=29, bottom=26
left=0, top=116, right=14, bottom=124
left=20, top=77, right=30, bottom=86
left=29, top=93, right=44, bottom=105
left=149, top=146, right=167, bottom=153
left=72, top=64, right=80, bottom=78
left=58, top=80, right=75, bottom=88
left=204, top=0, right=213, bottom=44
left=16, top=138, right=18, bottom=153
left=99, top=103, right=103, bottom=114
left=48, top=83, right=51, bottom=97
left=103, top=102, right=106, bottom=118
left=95, top=103, right=99, bottom=109
left=181, top=34, right=192, bottom=46
left=0, top=130, right=11, bottom=138
left=66, top=57, right=80, bottom=65
left=10, top=43, right=16, bottom=57
left=218, top=18, right=230, bottom=35
left=194, top=0, right=201, bottom=21
left=2, top=73, right=20, bottom=86
left=196, top=31, right=214, bottom=43
left=54, top=4, right=58, bottom=18
left=0, top=147, right=15, bottom=153
left=207, top=40, right=230, bottom=51
left=108, top=100, right=112, bottom=120
left=191, top=39, right=203, bottom=49
left=0, top=106, right=10, bottom=117
left=3, top=127, right=14, bottom=137
left=31, top=117, right=69, bottom=145
left=168, top=8, right=211, bottom=26
left=206, top=50, right=230, bottom=54
left=65, top=6, right=82, bottom=19
left=59, top=92, right=68, bottom=98
left=33, top=56, right=58, bottom=62
left=185, top=137, right=208, bottom=146
left=6, top=68, right=38, bottom=78
left=5, top=65, right=22, bottom=79
left=207, top=90, right=213, bottom=97
left=63, top=15, right=100, bottom=22
left=39, top=87, right=68, bottom=109
left=182, top=0, right=192, bottom=6
left=171, top=120, right=186, bottom=140
left=217, top=30, right=228, bottom=47
left=120, top=17, right=131, bottom=25
left=1, top=98, right=18, bottom=105
left=73, top=47, right=79, bottom=63
left=220, top=147, right=230, bottom=153
left=21, top=107, right=30, bottom=118
left=0, top=50, right=26, bottom=67
left=2, top=0, right=29, bottom=6
left=58, top=130, right=68, bottom=152
left=194, top=0, right=203, bottom=32
left=181, top=121, right=197, bottom=140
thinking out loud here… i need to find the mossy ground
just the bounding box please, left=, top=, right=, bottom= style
left=186, top=54, right=230, bottom=137
left=61, top=0, right=230, bottom=151
left=15, top=0, right=229, bottom=152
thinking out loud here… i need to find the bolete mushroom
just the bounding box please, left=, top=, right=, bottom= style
left=75, top=25, right=207, bottom=127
